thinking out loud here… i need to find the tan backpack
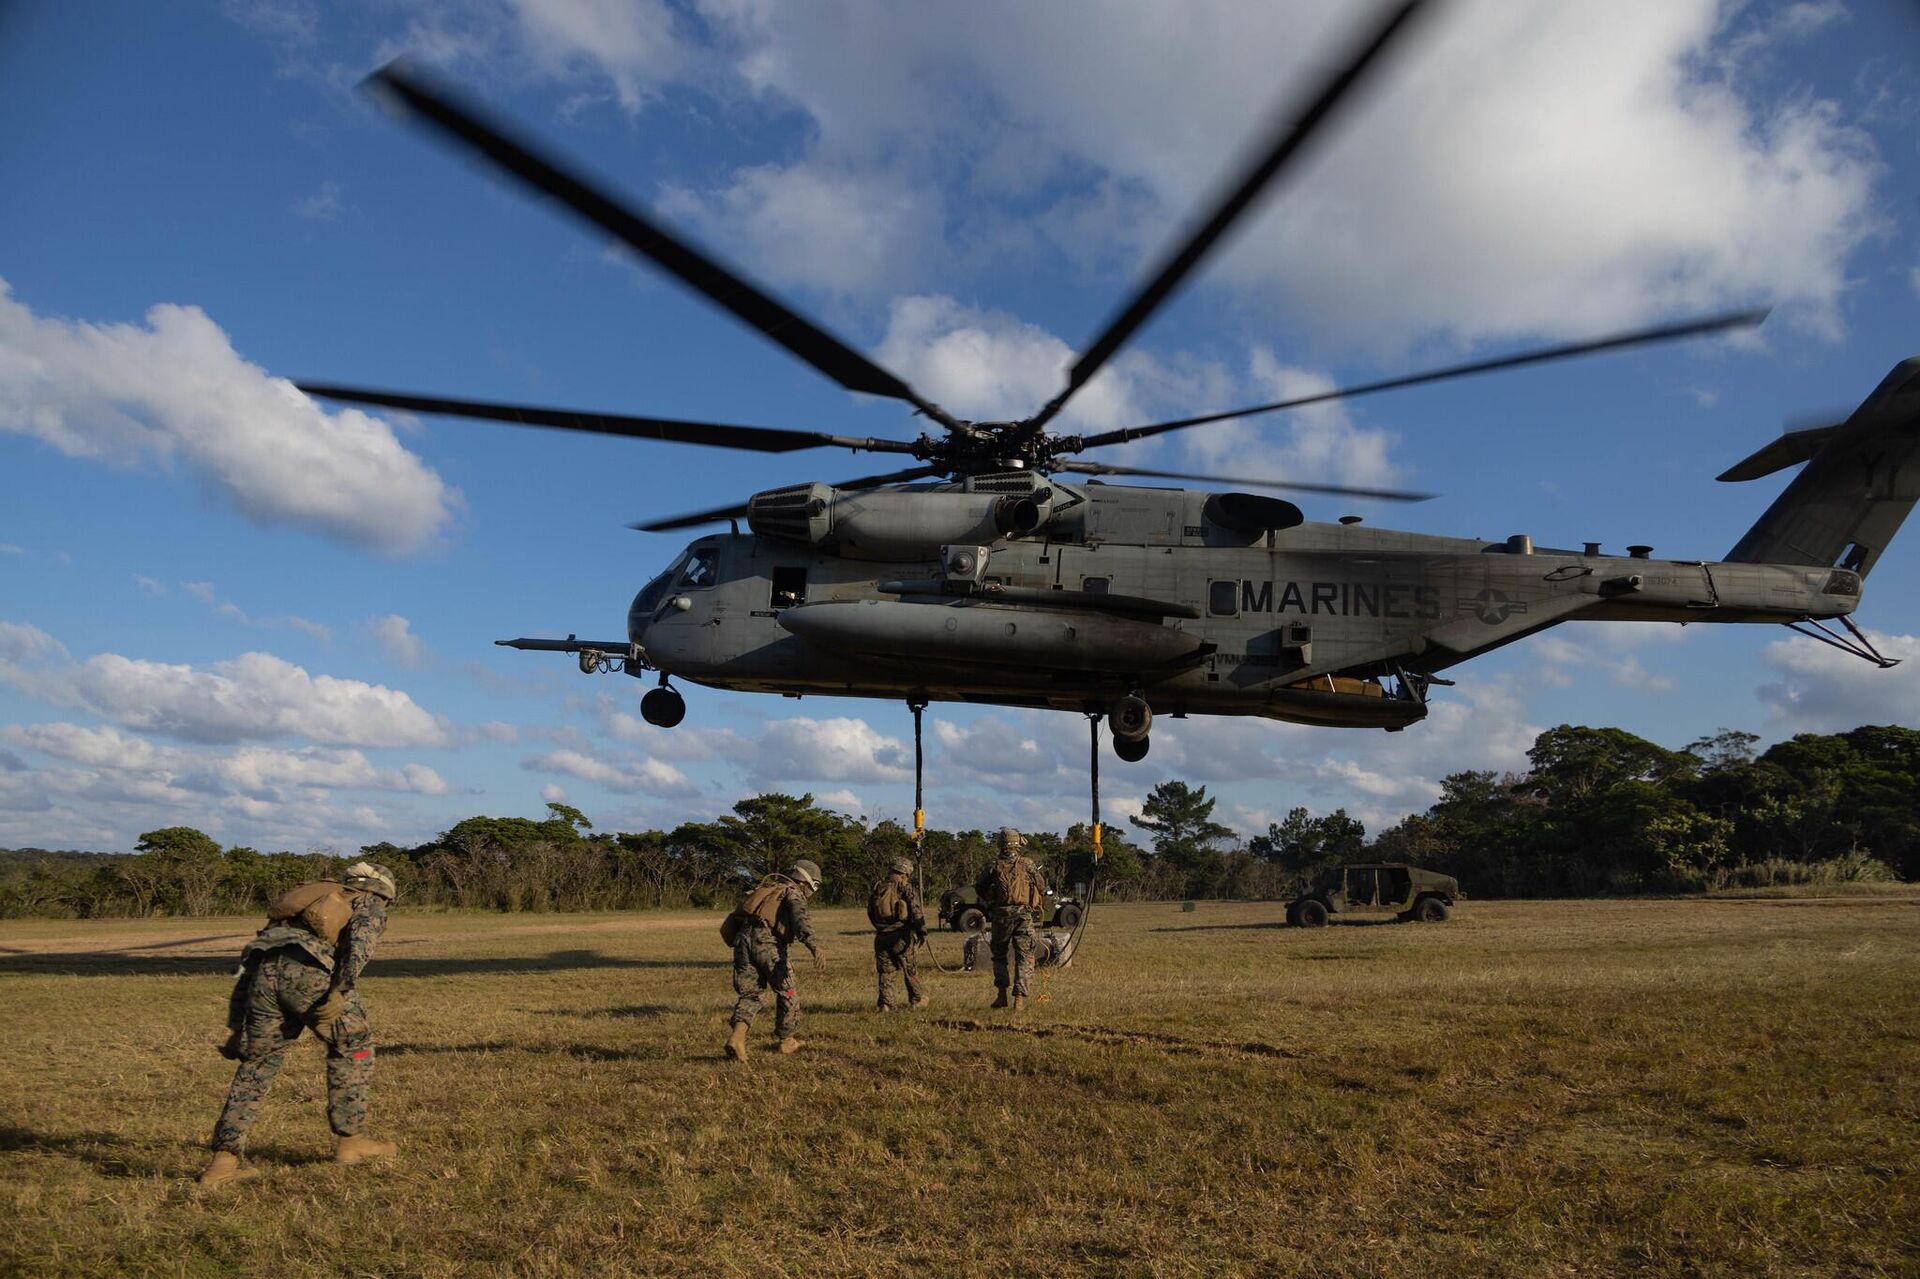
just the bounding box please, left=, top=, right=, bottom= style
left=987, top=857, right=1042, bottom=911
left=868, top=876, right=907, bottom=929
left=266, top=881, right=357, bottom=946
left=720, top=875, right=795, bottom=946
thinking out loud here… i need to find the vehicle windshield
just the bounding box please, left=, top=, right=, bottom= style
left=677, top=544, right=719, bottom=590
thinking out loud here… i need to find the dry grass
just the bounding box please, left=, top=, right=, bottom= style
left=2, top=893, right=1916, bottom=1278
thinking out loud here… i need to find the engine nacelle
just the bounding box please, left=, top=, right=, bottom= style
left=747, top=482, right=1052, bottom=560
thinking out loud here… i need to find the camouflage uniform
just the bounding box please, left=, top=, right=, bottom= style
left=871, top=870, right=927, bottom=1010
left=211, top=892, right=387, bottom=1154
left=730, top=886, right=815, bottom=1038
left=976, top=832, right=1047, bottom=999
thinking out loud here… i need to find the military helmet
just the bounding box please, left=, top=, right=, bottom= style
left=994, top=827, right=1026, bottom=856
left=790, top=859, right=823, bottom=891
left=342, top=860, right=397, bottom=901
left=889, top=855, right=914, bottom=877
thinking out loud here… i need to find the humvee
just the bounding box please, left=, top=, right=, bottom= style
left=939, top=885, right=1084, bottom=933
left=1285, top=863, right=1458, bottom=927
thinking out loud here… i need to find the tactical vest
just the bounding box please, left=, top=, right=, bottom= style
left=265, top=881, right=359, bottom=949
left=868, top=876, right=908, bottom=929
left=986, top=857, right=1042, bottom=911
left=721, top=875, right=796, bottom=946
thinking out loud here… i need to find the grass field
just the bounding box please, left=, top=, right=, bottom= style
left=2, top=893, right=1916, bottom=1278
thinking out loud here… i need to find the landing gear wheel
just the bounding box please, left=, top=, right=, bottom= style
left=1113, top=734, right=1150, bottom=763
left=1296, top=899, right=1329, bottom=928
left=1108, top=694, right=1152, bottom=742
left=641, top=686, right=686, bottom=728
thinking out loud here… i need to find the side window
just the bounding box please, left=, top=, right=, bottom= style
left=770, top=566, right=807, bottom=609
left=1208, top=579, right=1239, bottom=617
left=1081, top=576, right=1110, bottom=595
left=677, top=546, right=718, bottom=589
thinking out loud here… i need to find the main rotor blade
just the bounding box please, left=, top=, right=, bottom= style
left=1053, top=459, right=1432, bottom=502
left=1026, top=0, right=1431, bottom=432
left=365, top=63, right=957, bottom=429
left=629, top=465, right=945, bottom=533
left=1071, top=308, right=1770, bottom=452
left=298, top=383, right=920, bottom=456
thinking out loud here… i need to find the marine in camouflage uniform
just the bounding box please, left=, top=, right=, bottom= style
left=871, top=855, right=928, bottom=1011
left=976, top=827, right=1047, bottom=1009
left=726, top=859, right=821, bottom=1059
left=197, top=861, right=397, bottom=1189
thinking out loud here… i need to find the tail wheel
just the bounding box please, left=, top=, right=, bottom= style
left=1114, top=734, right=1150, bottom=763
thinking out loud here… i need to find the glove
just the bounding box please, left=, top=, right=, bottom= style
left=310, top=990, right=347, bottom=1035
left=218, top=1030, right=244, bottom=1061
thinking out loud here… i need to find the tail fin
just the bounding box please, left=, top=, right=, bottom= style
left=1723, top=357, right=1920, bottom=578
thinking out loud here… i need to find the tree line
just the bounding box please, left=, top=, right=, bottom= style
left=1, top=723, right=1910, bottom=919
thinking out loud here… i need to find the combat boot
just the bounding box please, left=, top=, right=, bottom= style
left=333, top=1134, right=397, bottom=1164
left=1012, top=995, right=1028, bottom=1012
left=778, top=1036, right=805, bottom=1054
left=991, top=989, right=1009, bottom=1009
left=195, top=1151, right=259, bottom=1191
left=909, top=992, right=930, bottom=1009
left=725, top=1020, right=750, bottom=1062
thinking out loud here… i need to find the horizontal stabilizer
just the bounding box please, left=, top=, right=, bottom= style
left=1717, top=423, right=1842, bottom=482
left=1725, top=357, right=1920, bottom=577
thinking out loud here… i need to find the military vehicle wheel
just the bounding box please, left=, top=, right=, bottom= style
left=1113, top=734, right=1150, bottom=763
left=1413, top=895, right=1450, bottom=923
left=958, top=907, right=987, bottom=933
left=1054, top=903, right=1083, bottom=929
left=1285, top=901, right=1303, bottom=927
left=1296, top=899, right=1329, bottom=927
left=641, top=686, right=686, bottom=728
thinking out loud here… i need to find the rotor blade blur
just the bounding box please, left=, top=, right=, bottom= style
left=1071, top=308, right=1770, bottom=452
left=297, top=383, right=920, bottom=456
left=364, top=63, right=958, bottom=429
left=629, top=465, right=945, bottom=533
left=1025, top=0, right=1432, bottom=432
left=1053, top=459, right=1433, bottom=502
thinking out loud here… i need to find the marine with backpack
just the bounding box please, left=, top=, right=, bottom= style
left=723, top=860, right=823, bottom=1062
left=869, top=856, right=928, bottom=1012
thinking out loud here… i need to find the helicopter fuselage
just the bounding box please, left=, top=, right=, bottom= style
left=625, top=479, right=1856, bottom=732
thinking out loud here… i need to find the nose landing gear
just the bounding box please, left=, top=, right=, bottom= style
left=641, top=681, right=686, bottom=728
left=1113, top=734, right=1150, bottom=763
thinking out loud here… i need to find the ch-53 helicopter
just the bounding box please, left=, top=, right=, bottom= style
left=305, top=0, right=1914, bottom=783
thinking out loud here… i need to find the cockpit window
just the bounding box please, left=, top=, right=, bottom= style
left=677, top=545, right=719, bottom=590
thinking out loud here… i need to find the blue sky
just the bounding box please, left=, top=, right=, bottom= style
left=2, top=0, right=1916, bottom=853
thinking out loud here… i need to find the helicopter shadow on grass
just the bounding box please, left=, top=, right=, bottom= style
left=0, top=949, right=728, bottom=978
left=0, top=1125, right=252, bottom=1179
left=1151, top=917, right=1403, bottom=934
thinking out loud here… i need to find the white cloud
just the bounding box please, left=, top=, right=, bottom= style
left=540, top=782, right=567, bottom=803
left=1756, top=629, right=1920, bottom=731
left=659, top=164, right=943, bottom=297
left=0, top=279, right=459, bottom=554
left=1530, top=621, right=1688, bottom=692
left=293, top=180, right=344, bottom=222
left=681, top=1, right=1879, bottom=343
left=181, top=580, right=332, bottom=642
left=0, top=543, right=22, bottom=555
left=0, top=627, right=449, bottom=748
left=526, top=748, right=695, bottom=796
left=815, top=787, right=864, bottom=814
left=366, top=613, right=428, bottom=667
left=750, top=716, right=912, bottom=784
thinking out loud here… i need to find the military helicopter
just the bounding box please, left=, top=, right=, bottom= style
left=305, top=0, right=1914, bottom=782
